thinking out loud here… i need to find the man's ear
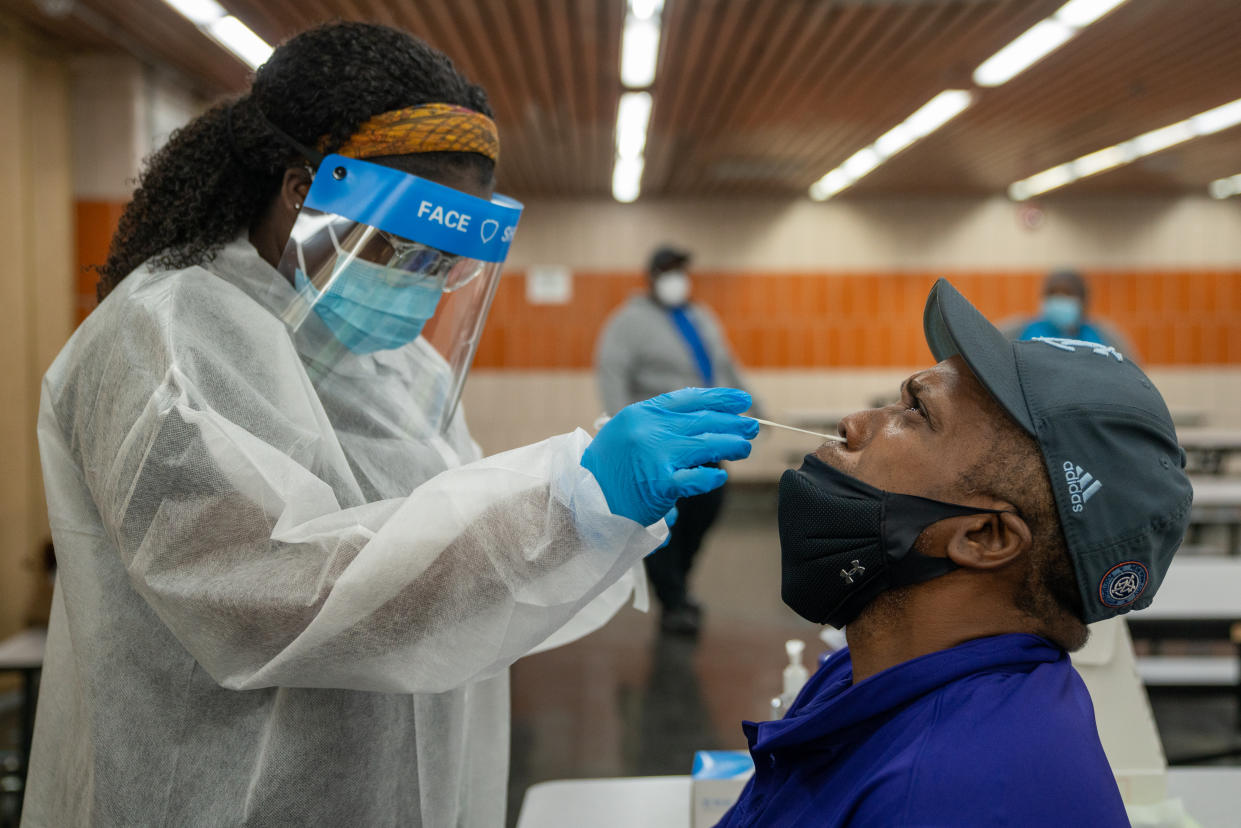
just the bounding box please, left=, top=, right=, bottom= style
left=943, top=512, right=1031, bottom=570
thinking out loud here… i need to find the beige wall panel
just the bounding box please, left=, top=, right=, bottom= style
left=0, top=34, right=34, bottom=637
left=142, top=67, right=206, bottom=156
left=462, top=368, right=1241, bottom=482
left=28, top=52, right=74, bottom=584
left=507, top=196, right=1241, bottom=272
left=0, top=31, right=72, bottom=638
left=70, top=54, right=143, bottom=201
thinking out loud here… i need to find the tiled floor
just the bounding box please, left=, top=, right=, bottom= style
left=506, top=485, right=1241, bottom=825
left=508, top=487, right=811, bottom=801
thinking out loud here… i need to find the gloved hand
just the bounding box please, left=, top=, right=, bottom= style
left=582, top=387, right=758, bottom=526
left=651, top=506, right=679, bottom=554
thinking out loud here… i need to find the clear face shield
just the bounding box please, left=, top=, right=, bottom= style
left=277, top=153, right=523, bottom=434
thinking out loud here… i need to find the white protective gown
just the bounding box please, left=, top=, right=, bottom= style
left=24, top=236, right=658, bottom=826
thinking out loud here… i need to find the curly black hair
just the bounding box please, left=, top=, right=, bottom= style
left=97, top=21, right=494, bottom=300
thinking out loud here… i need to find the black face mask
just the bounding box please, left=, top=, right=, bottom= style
left=778, top=454, right=1010, bottom=628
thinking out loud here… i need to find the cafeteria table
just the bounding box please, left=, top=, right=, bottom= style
left=1127, top=558, right=1241, bottom=749
left=1178, top=428, right=1241, bottom=475
left=1187, top=477, right=1241, bottom=555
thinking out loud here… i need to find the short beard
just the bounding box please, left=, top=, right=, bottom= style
left=846, top=584, right=914, bottom=647
left=952, top=394, right=1089, bottom=653
left=1016, top=548, right=1089, bottom=652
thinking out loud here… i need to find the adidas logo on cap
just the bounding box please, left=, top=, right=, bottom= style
left=1063, top=461, right=1102, bottom=514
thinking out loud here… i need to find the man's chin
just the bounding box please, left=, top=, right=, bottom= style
left=846, top=585, right=914, bottom=639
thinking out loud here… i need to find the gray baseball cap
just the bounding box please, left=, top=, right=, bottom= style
left=923, top=278, right=1192, bottom=623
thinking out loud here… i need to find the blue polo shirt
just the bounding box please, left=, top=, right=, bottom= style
left=1018, top=319, right=1110, bottom=346
left=717, top=634, right=1127, bottom=827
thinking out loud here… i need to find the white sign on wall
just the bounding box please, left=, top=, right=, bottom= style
left=526, top=265, right=573, bottom=305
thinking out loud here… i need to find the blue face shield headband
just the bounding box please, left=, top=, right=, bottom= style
left=281, top=154, right=522, bottom=340
left=276, top=154, right=524, bottom=431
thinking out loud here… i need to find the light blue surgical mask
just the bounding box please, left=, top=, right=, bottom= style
left=1042, top=294, right=1082, bottom=331
left=295, top=260, right=443, bottom=354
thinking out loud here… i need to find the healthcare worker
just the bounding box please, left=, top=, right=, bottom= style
left=23, top=22, right=756, bottom=826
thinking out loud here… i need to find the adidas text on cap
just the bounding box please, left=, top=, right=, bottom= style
left=923, top=278, right=1192, bottom=623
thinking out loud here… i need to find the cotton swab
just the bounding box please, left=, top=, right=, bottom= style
left=753, top=418, right=846, bottom=443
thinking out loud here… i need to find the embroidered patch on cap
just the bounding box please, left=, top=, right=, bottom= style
left=1098, top=561, right=1149, bottom=609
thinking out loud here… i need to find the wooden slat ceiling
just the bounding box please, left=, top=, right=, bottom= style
left=6, top=0, right=1240, bottom=199
left=858, top=0, right=1241, bottom=195
left=4, top=0, right=251, bottom=95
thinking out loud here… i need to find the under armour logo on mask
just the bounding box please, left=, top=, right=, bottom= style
left=839, top=561, right=866, bottom=585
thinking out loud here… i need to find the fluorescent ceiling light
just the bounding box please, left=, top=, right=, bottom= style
left=973, top=20, right=1073, bottom=87
left=613, top=1, right=664, bottom=201
left=1007, top=181, right=1033, bottom=202
left=620, top=15, right=661, bottom=88
left=616, top=91, right=652, bottom=159
left=841, top=147, right=881, bottom=179
left=809, top=169, right=851, bottom=201
left=160, top=0, right=272, bottom=69
left=1191, top=99, right=1241, bottom=136
left=1072, top=144, right=1131, bottom=177
left=612, top=157, right=644, bottom=203
left=1129, top=121, right=1194, bottom=156
left=1008, top=96, right=1241, bottom=199
left=973, top=0, right=1130, bottom=88
left=628, top=0, right=664, bottom=21
left=1054, top=0, right=1129, bottom=28
left=1020, top=164, right=1075, bottom=198
left=873, top=123, right=915, bottom=158
left=207, top=16, right=273, bottom=69
left=1208, top=173, right=1241, bottom=199
left=808, top=90, right=972, bottom=201
left=904, top=90, right=973, bottom=139
left=161, top=0, right=226, bottom=25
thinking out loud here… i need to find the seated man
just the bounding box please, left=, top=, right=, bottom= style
left=720, top=279, right=1190, bottom=827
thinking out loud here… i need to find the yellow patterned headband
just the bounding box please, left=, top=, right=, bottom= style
left=332, top=103, right=500, bottom=164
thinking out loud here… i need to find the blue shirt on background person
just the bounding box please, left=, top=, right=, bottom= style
left=1001, top=268, right=1137, bottom=356
left=1018, top=317, right=1113, bottom=346
left=716, top=634, right=1128, bottom=828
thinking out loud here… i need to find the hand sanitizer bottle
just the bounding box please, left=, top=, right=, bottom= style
left=778, top=639, right=808, bottom=712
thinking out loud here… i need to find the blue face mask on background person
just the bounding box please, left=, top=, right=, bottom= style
left=1041, top=294, right=1082, bottom=331
left=295, top=260, right=443, bottom=354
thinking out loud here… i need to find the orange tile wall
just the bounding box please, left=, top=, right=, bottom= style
left=75, top=200, right=126, bottom=324
left=75, top=203, right=1241, bottom=367
left=475, top=270, right=1241, bottom=368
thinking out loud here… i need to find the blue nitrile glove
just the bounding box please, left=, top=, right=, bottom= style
left=650, top=506, right=679, bottom=554
left=582, top=387, right=758, bottom=526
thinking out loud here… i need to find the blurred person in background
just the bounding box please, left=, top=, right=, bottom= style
left=1003, top=268, right=1136, bottom=355
left=595, top=245, right=759, bottom=636
left=25, top=22, right=758, bottom=826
